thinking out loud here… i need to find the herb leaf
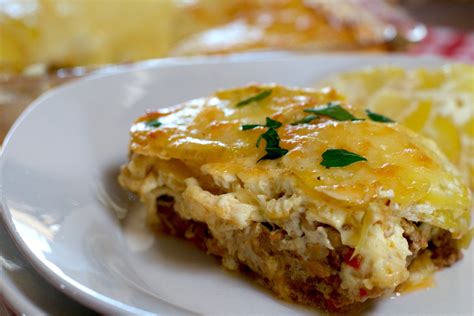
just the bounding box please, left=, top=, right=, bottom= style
left=256, top=134, right=264, bottom=148
left=304, top=102, right=359, bottom=121
left=257, top=128, right=289, bottom=161
left=265, top=117, right=282, bottom=128
left=259, top=148, right=289, bottom=161
left=145, top=119, right=162, bottom=128
left=291, top=115, right=318, bottom=125
left=236, top=89, right=272, bottom=107
left=242, top=124, right=261, bottom=130
left=241, top=116, right=287, bottom=160
left=320, top=149, right=367, bottom=168
left=366, top=109, right=394, bottom=123
left=242, top=117, right=282, bottom=131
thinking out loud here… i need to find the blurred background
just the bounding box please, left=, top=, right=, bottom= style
left=0, top=0, right=472, bottom=74
left=0, top=0, right=427, bottom=73
left=400, top=0, right=474, bottom=31
left=1, top=0, right=472, bottom=143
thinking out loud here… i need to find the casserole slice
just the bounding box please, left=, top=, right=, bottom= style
left=119, top=84, right=471, bottom=311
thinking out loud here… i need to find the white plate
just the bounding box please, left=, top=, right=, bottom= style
left=0, top=215, right=96, bottom=315
left=1, top=54, right=472, bottom=315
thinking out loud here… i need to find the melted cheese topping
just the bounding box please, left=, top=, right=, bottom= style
left=123, top=84, right=471, bottom=294
left=130, top=84, right=470, bottom=235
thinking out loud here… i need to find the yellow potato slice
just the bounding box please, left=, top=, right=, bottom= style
left=324, top=64, right=474, bottom=190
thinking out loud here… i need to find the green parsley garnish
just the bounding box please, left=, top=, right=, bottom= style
left=241, top=124, right=261, bottom=131
left=304, top=102, right=360, bottom=121
left=291, top=115, right=318, bottom=125
left=257, top=128, right=289, bottom=162
left=256, top=133, right=264, bottom=148
left=265, top=117, right=282, bottom=128
left=366, top=109, right=394, bottom=123
left=236, top=89, right=272, bottom=107
left=241, top=117, right=282, bottom=130
left=241, top=117, right=288, bottom=161
left=144, top=119, right=162, bottom=128
left=320, top=149, right=367, bottom=168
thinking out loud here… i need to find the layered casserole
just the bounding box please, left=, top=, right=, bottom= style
left=119, top=84, right=472, bottom=311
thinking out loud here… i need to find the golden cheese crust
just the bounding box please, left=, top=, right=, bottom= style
left=119, top=84, right=472, bottom=310
left=129, top=84, right=470, bottom=236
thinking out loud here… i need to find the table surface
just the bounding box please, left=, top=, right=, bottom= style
left=0, top=2, right=473, bottom=315
left=401, top=0, right=474, bottom=31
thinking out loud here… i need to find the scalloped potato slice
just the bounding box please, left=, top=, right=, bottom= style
left=324, top=64, right=474, bottom=190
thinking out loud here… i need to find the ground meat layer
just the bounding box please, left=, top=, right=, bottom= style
left=401, top=219, right=462, bottom=268
left=155, top=196, right=463, bottom=312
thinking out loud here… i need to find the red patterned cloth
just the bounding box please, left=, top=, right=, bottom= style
left=410, top=26, right=474, bottom=62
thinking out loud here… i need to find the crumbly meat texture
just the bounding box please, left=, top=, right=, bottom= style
left=151, top=193, right=462, bottom=311
left=154, top=194, right=359, bottom=311
left=118, top=84, right=472, bottom=311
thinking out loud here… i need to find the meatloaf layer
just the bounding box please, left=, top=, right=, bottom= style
left=153, top=194, right=462, bottom=311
